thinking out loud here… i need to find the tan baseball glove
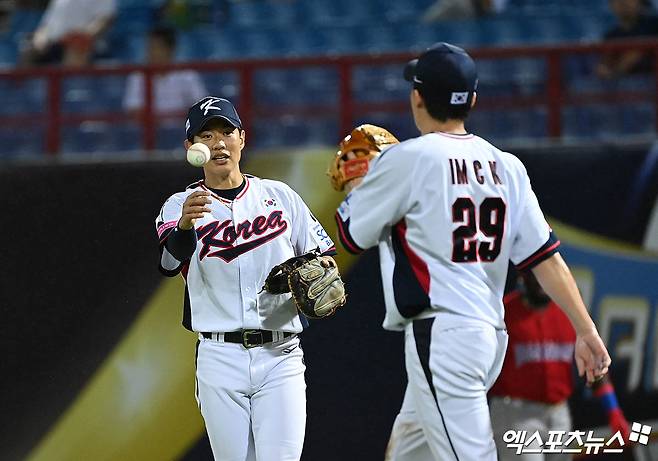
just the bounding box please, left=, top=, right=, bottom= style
left=262, top=252, right=346, bottom=319
left=327, top=124, right=399, bottom=191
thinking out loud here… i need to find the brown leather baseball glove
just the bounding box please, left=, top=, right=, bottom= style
left=262, top=252, right=346, bottom=319
left=327, top=124, right=399, bottom=191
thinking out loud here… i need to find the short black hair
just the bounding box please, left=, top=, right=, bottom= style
left=149, top=26, right=176, bottom=50
left=420, top=88, right=473, bottom=122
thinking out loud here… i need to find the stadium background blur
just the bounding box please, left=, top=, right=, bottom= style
left=1, top=0, right=658, bottom=460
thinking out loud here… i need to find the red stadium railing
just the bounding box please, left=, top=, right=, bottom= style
left=2, top=38, right=658, bottom=155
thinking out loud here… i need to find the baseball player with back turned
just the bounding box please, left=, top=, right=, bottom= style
left=155, top=96, right=337, bottom=461
left=334, top=43, right=612, bottom=461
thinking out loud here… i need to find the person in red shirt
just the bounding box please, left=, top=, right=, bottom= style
left=489, top=271, right=631, bottom=460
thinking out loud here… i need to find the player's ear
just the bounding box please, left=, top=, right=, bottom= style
left=239, top=129, right=246, bottom=149
left=470, top=92, right=477, bottom=109
left=184, top=139, right=192, bottom=150
left=411, top=89, right=425, bottom=110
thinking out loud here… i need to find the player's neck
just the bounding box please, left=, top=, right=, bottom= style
left=419, top=118, right=467, bottom=136
left=205, top=170, right=244, bottom=189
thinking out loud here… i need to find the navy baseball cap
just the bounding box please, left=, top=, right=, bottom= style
left=404, top=42, right=478, bottom=107
left=185, top=96, right=242, bottom=140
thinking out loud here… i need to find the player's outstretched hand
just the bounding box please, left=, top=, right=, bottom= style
left=574, top=329, right=612, bottom=386
left=179, top=191, right=211, bottom=230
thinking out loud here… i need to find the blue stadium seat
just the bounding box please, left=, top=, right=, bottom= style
left=433, top=20, right=484, bottom=48
left=254, top=69, right=297, bottom=105
left=468, top=108, right=548, bottom=141
left=297, top=0, right=372, bottom=26
left=478, top=18, right=526, bottom=46
left=229, top=1, right=298, bottom=28
left=476, top=57, right=546, bottom=97
left=568, top=74, right=653, bottom=96
left=380, top=0, right=430, bottom=23
left=112, top=5, right=156, bottom=34
left=61, top=123, right=110, bottom=154
left=107, top=123, right=142, bottom=151
left=354, top=111, right=417, bottom=141
left=201, top=71, right=239, bottom=100
left=156, top=124, right=183, bottom=150
left=0, top=78, right=46, bottom=115
left=0, top=125, right=45, bottom=157
left=505, top=0, right=608, bottom=16
left=309, top=26, right=363, bottom=55
left=61, top=76, right=126, bottom=115
left=177, top=28, right=239, bottom=61
left=253, top=67, right=337, bottom=107
left=61, top=122, right=141, bottom=154
left=394, top=24, right=443, bottom=52
left=0, top=40, right=18, bottom=67
left=112, top=34, right=146, bottom=63
left=353, top=65, right=408, bottom=103
left=561, top=104, right=643, bottom=140
left=359, top=26, right=400, bottom=54
left=240, top=28, right=292, bottom=58
left=6, top=9, right=43, bottom=42
left=251, top=115, right=338, bottom=149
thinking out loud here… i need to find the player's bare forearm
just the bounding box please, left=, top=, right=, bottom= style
left=531, top=253, right=595, bottom=334
left=531, top=253, right=611, bottom=383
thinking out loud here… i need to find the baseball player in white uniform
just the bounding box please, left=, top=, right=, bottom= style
left=334, top=43, right=612, bottom=461
left=155, top=96, right=336, bottom=461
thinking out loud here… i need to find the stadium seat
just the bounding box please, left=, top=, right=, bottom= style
left=177, top=28, right=239, bottom=61
left=0, top=40, right=18, bottom=67
left=354, top=111, right=417, bottom=141
left=61, top=76, right=125, bottom=115
left=251, top=115, right=338, bottom=149
left=0, top=78, right=45, bottom=115
left=469, top=107, right=548, bottom=141
left=560, top=104, right=653, bottom=140
left=201, top=71, right=240, bottom=100
left=229, top=1, right=298, bottom=28
left=353, top=64, right=409, bottom=103
left=240, top=28, right=292, bottom=58
left=61, top=122, right=141, bottom=154
left=5, top=8, right=43, bottom=42
left=0, top=125, right=45, bottom=157
left=297, top=0, right=372, bottom=27
left=156, top=124, right=183, bottom=151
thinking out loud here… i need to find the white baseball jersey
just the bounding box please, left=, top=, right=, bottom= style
left=156, top=175, right=335, bottom=333
left=335, top=132, right=559, bottom=331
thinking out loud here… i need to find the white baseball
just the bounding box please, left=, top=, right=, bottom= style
left=186, top=142, right=211, bottom=167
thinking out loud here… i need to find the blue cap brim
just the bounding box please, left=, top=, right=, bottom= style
left=404, top=59, right=418, bottom=82
left=199, top=114, right=241, bottom=130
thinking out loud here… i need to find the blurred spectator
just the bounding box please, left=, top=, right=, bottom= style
left=596, top=0, right=658, bottom=78
left=20, top=0, right=116, bottom=67
left=421, top=0, right=508, bottom=22
left=123, top=26, right=207, bottom=116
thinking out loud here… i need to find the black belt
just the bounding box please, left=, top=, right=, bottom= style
left=201, top=329, right=295, bottom=348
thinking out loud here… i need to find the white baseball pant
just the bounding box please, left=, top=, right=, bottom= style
left=195, top=335, right=306, bottom=461
left=387, top=315, right=508, bottom=461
